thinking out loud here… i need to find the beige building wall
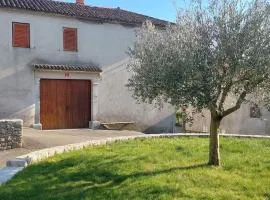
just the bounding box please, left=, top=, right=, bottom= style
left=0, top=9, right=175, bottom=133
left=186, top=104, right=270, bottom=135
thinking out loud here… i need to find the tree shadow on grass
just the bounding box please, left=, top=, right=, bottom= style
left=264, top=193, right=270, bottom=200
left=0, top=155, right=208, bottom=200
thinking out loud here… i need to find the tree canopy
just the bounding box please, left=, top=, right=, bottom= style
left=127, top=0, right=270, bottom=165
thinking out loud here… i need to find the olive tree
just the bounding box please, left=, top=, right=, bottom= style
left=127, top=0, right=270, bottom=166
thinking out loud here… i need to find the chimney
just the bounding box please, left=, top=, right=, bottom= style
left=76, top=0, right=84, bottom=5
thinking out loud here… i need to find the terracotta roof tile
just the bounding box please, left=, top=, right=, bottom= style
left=33, top=64, right=102, bottom=72
left=0, top=0, right=169, bottom=27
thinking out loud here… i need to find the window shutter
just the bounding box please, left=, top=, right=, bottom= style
left=63, top=28, right=77, bottom=52
left=13, top=23, right=30, bottom=48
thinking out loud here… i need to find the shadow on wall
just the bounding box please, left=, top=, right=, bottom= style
left=98, top=58, right=176, bottom=134
left=0, top=66, right=35, bottom=126
left=98, top=114, right=176, bottom=134
left=143, top=114, right=175, bottom=134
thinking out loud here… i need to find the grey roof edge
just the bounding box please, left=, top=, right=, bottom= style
left=33, top=64, right=102, bottom=73
left=0, top=0, right=171, bottom=27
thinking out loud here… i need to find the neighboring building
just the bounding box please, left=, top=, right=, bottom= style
left=0, top=0, right=175, bottom=132
left=186, top=103, right=270, bottom=135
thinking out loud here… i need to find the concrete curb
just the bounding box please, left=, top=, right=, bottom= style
left=0, top=167, right=24, bottom=184
left=1, top=133, right=269, bottom=184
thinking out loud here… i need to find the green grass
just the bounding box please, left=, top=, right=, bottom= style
left=0, top=137, right=270, bottom=200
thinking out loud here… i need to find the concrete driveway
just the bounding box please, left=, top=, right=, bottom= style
left=0, top=128, right=144, bottom=167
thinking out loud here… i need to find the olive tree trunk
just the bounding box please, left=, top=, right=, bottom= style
left=208, top=113, right=222, bottom=166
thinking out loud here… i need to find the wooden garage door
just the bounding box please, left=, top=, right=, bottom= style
left=40, top=79, right=91, bottom=130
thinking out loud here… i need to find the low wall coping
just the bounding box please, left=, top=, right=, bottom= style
left=0, top=119, right=23, bottom=122
left=12, top=133, right=270, bottom=166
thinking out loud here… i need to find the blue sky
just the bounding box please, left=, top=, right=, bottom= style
left=61, top=0, right=184, bottom=22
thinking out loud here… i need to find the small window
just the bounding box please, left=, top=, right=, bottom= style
left=12, top=22, right=30, bottom=48
left=63, top=27, right=77, bottom=52
left=250, top=104, right=261, bottom=118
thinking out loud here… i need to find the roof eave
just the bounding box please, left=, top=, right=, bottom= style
left=0, top=7, right=168, bottom=28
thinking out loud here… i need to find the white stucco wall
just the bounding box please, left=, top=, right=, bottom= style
left=0, top=9, right=175, bottom=132
left=98, top=60, right=175, bottom=133
left=186, top=104, right=270, bottom=135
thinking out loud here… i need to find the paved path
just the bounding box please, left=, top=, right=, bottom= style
left=0, top=128, right=144, bottom=167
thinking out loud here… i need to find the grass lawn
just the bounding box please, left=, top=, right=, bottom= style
left=0, top=137, right=270, bottom=200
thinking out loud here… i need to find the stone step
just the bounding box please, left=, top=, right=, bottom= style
left=6, top=159, right=28, bottom=167
left=0, top=167, right=24, bottom=184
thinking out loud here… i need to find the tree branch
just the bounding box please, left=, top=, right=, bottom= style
left=222, top=91, right=247, bottom=117
left=217, top=81, right=233, bottom=112
left=214, top=81, right=222, bottom=105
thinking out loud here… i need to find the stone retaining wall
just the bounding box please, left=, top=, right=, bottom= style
left=0, top=120, right=23, bottom=151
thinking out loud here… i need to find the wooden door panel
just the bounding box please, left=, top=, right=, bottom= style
left=40, top=80, right=59, bottom=129
left=40, top=79, right=91, bottom=130
left=76, top=80, right=91, bottom=128
left=69, top=80, right=91, bottom=128
left=55, top=80, right=67, bottom=129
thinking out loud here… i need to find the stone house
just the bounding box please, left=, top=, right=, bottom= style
left=186, top=103, right=270, bottom=135
left=0, top=0, right=175, bottom=132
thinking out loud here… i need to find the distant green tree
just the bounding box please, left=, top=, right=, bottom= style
left=128, top=0, right=270, bottom=166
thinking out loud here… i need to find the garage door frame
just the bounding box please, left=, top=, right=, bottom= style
left=33, top=70, right=101, bottom=130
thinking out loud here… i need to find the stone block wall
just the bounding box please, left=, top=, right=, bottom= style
left=0, top=120, right=23, bottom=151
